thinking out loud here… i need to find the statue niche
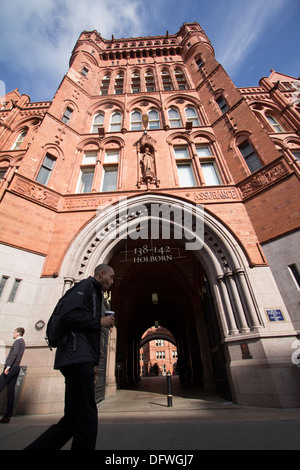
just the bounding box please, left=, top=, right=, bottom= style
left=137, top=133, right=160, bottom=188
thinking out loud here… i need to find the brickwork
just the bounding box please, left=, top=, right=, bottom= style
left=1, top=22, right=300, bottom=413
left=0, top=21, right=299, bottom=275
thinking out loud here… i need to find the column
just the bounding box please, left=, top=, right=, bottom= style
left=235, top=268, right=262, bottom=330
left=63, top=277, right=74, bottom=295
left=217, top=275, right=239, bottom=335
left=105, top=326, right=117, bottom=397
left=225, top=271, right=250, bottom=333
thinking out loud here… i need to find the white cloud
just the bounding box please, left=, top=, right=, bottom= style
left=0, top=0, right=144, bottom=99
left=213, top=0, right=288, bottom=78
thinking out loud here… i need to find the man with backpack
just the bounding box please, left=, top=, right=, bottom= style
left=25, top=264, right=115, bottom=450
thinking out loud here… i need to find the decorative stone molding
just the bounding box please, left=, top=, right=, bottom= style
left=238, top=158, right=290, bottom=199
left=10, top=174, right=60, bottom=210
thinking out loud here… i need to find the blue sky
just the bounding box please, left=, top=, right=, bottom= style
left=0, top=0, right=299, bottom=102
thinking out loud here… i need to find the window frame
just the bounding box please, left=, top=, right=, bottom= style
left=216, top=95, right=229, bottom=114
left=61, top=106, right=73, bottom=124
left=91, top=112, right=104, bottom=133
left=185, top=107, right=200, bottom=126
left=76, top=152, right=97, bottom=194
left=174, top=144, right=196, bottom=187
left=81, top=66, right=89, bottom=76
left=131, top=72, right=141, bottom=93
left=8, top=279, right=21, bottom=303
left=161, top=69, right=173, bottom=91
left=11, top=130, right=27, bottom=150
left=168, top=107, right=182, bottom=128
left=196, top=144, right=222, bottom=185
left=145, top=70, right=155, bottom=92
left=130, top=110, right=142, bottom=131
left=238, top=140, right=262, bottom=173
left=100, top=74, right=111, bottom=95
left=109, top=112, right=122, bottom=132
left=174, top=68, right=188, bottom=90
left=101, top=165, right=119, bottom=192
left=266, top=115, right=283, bottom=132
left=36, top=153, right=56, bottom=186
left=0, top=167, right=8, bottom=181
left=148, top=109, right=160, bottom=129
left=114, top=72, right=124, bottom=95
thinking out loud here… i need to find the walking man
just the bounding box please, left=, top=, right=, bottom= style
left=0, top=327, right=25, bottom=423
left=25, top=264, right=115, bottom=450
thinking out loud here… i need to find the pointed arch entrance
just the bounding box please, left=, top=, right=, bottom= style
left=60, top=193, right=263, bottom=403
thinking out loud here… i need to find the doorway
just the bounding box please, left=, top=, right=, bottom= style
left=108, top=237, right=232, bottom=401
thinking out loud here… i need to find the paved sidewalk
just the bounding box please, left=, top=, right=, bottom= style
left=1, top=377, right=300, bottom=451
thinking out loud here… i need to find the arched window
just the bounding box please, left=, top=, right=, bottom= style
left=81, top=66, right=89, bottom=77
left=91, top=113, right=104, bottom=133
left=100, top=74, right=111, bottom=95
left=185, top=107, right=200, bottom=126
left=131, top=72, right=140, bottom=93
left=62, top=106, right=73, bottom=124
left=238, top=140, right=262, bottom=173
left=168, top=107, right=182, bottom=128
left=148, top=109, right=160, bottom=129
left=109, top=112, right=122, bottom=132
left=11, top=130, right=27, bottom=150
left=195, top=55, right=204, bottom=68
left=266, top=115, right=283, bottom=132
left=175, top=68, right=188, bottom=90
left=36, top=153, right=56, bottom=186
left=161, top=69, right=173, bottom=91
left=130, top=110, right=142, bottom=130
left=114, top=72, right=124, bottom=95
left=145, top=70, right=155, bottom=92
left=216, top=94, right=229, bottom=114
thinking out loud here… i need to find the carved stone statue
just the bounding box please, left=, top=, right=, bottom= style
left=141, top=146, right=155, bottom=179
left=137, top=132, right=159, bottom=188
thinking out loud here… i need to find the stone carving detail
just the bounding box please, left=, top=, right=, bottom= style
left=11, top=175, right=60, bottom=209
left=137, top=133, right=160, bottom=188
left=239, top=160, right=289, bottom=198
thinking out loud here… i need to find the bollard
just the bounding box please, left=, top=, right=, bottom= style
left=166, top=372, right=173, bottom=407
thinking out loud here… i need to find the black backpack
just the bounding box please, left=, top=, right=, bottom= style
left=45, top=284, right=79, bottom=350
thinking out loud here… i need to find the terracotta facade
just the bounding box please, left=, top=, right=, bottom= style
left=0, top=22, right=299, bottom=413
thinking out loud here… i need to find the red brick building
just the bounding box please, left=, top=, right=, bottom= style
left=140, top=326, right=178, bottom=376
left=0, top=22, right=299, bottom=413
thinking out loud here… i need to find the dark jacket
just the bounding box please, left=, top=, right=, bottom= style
left=54, top=276, right=103, bottom=370
left=5, top=338, right=25, bottom=367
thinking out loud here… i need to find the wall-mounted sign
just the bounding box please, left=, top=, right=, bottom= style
left=265, top=308, right=285, bottom=322
left=121, top=243, right=185, bottom=264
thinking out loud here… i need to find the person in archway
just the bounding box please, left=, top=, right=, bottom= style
left=25, top=264, right=115, bottom=451
left=0, top=327, right=25, bottom=423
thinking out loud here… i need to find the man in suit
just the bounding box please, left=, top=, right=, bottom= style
left=0, top=327, right=25, bottom=423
